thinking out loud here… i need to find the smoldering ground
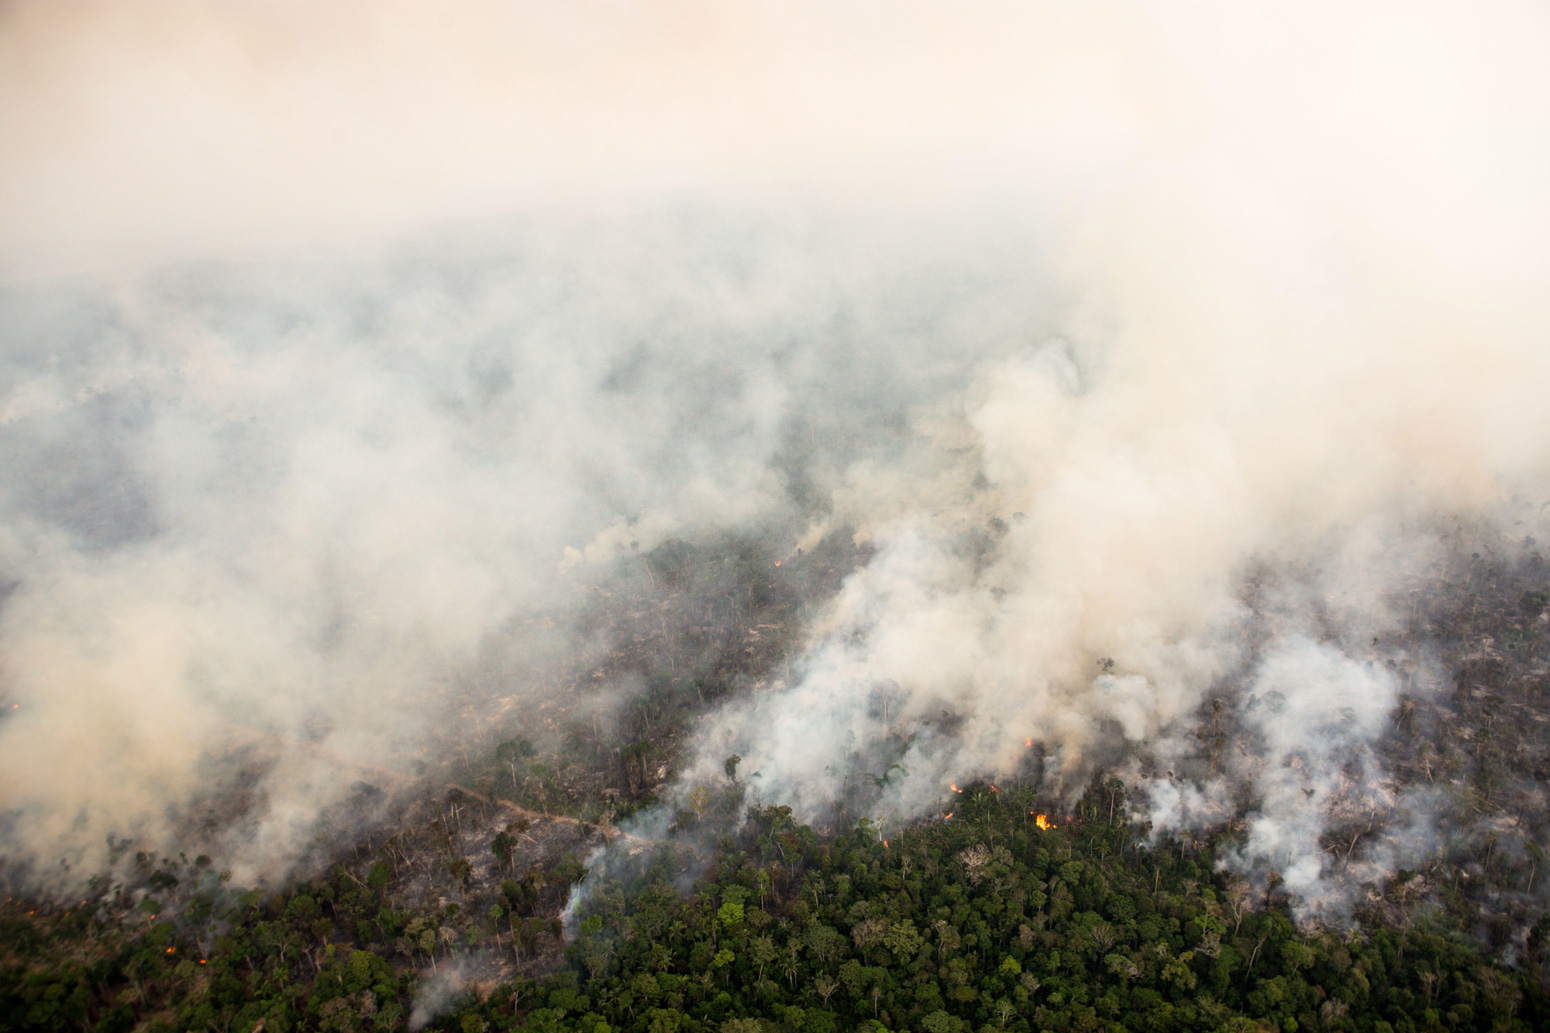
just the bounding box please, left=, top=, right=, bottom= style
left=5, top=1, right=1550, bottom=926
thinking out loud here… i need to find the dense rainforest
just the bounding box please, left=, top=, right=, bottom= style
left=4, top=777, right=1547, bottom=1033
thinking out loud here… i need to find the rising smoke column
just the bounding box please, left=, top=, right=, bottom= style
left=657, top=1, right=1550, bottom=918
left=2, top=1, right=1550, bottom=916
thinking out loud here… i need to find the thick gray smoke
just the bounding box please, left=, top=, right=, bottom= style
left=4, top=1, right=1550, bottom=921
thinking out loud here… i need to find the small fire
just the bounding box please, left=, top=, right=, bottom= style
left=944, top=812, right=954, bottom=819
left=989, top=785, right=999, bottom=793
left=165, top=947, right=175, bottom=954
left=199, top=960, right=207, bottom=965
left=1033, top=813, right=1057, bottom=831
left=1024, top=737, right=1032, bottom=747
left=882, top=840, right=889, bottom=848
left=774, top=561, right=781, bottom=566
left=949, top=784, right=962, bottom=793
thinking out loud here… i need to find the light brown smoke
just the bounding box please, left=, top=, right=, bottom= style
left=3, top=2, right=1550, bottom=911
left=0, top=0, right=1172, bottom=278
left=663, top=0, right=1550, bottom=916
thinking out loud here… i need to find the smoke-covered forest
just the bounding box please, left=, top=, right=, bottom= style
left=5, top=3, right=1550, bottom=1032
left=9, top=529, right=1550, bottom=1033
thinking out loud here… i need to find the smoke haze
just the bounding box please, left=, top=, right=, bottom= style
left=4, top=0, right=1550, bottom=918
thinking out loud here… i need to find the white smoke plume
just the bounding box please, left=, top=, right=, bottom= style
left=640, top=1, right=1550, bottom=916
left=3, top=0, right=1550, bottom=920
left=1140, top=639, right=1406, bottom=919
left=0, top=213, right=1043, bottom=888
left=406, top=957, right=477, bottom=1033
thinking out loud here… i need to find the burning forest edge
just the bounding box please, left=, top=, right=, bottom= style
left=4, top=527, right=1550, bottom=1033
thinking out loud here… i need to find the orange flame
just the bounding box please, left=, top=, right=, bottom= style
left=989, top=785, right=999, bottom=793
left=882, top=840, right=889, bottom=848
left=1024, top=737, right=1032, bottom=747
left=165, top=947, right=175, bottom=954
left=1034, top=813, right=1057, bottom=831
left=944, top=812, right=954, bottom=819
left=949, top=784, right=962, bottom=793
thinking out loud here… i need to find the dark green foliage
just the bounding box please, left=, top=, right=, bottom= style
left=530, top=782, right=1545, bottom=1033
left=2, top=781, right=1544, bottom=1032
